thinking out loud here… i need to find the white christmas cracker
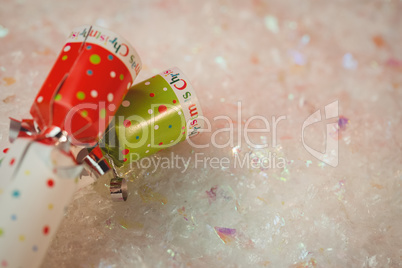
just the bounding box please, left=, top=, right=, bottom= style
left=0, top=25, right=142, bottom=267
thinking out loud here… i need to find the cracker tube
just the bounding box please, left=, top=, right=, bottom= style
left=0, top=25, right=142, bottom=268
left=97, top=67, right=203, bottom=197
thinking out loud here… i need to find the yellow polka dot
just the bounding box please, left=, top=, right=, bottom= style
left=76, top=91, right=85, bottom=100
left=62, top=55, right=68, bottom=61
left=55, top=94, right=62, bottom=101
left=24, top=170, right=30, bottom=176
left=19, top=235, right=25, bottom=241
left=48, top=203, right=53, bottom=210
left=100, top=108, right=106, bottom=119
left=89, top=54, right=101, bottom=64
left=0, top=228, right=3, bottom=236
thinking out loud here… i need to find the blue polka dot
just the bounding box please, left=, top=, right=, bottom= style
left=169, top=125, right=172, bottom=128
left=86, top=45, right=92, bottom=50
left=11, top=214, right=17, bottom=221
left=32, top=245, right=38, bottom=252
left=87, top=70, right=93, bottom=76
left=136, top=136, right=139, bottom=139
left=108, top=55, right=113, bottom=60
left=12, top=190, right=20, bottom=198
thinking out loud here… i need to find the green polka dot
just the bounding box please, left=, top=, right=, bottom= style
left=90, top=54, right=101, bottom=65
left=100, top=109, right=106, bottom=119
left=62, top=55, right=68, bottom=61
left=76, top=91, right=85, bottom=100
left=81, top=110, right=88, bottom=117
left=55, top=94, right=62, bottom=101
left=0, top=228, right=3, bottom=236
left=119, top=74, right=124, bottom=80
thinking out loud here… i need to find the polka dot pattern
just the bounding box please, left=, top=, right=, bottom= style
left=0, top=138, right=82, bottom=267
left=102, top=72, right=194, bottom=165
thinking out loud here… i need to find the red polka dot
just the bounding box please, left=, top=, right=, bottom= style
left=158, top=105, right=167, bottom=113
left=43, top=225, right=50, bottom=235
left=1, top=260, right=8, bottom=267
left=9, top=158, right=15, bottom=166
left=182, top=132, right=185, bottom=135
left=123, top=120, right=131, bottom=127
left=3, top=148, right=9, bottom=154
left=182, top=126, right=185, bottom=129
left=47, top=179, right=54, bottom=188
left=159, top=142, right=163, bottom=146
left=173, top=100, right=177, bottom=104
left=150, top=93, right=155, bottom=97
left=123, top=158, right=128, bottom=162
left=122, top=149, right=129, bottom=155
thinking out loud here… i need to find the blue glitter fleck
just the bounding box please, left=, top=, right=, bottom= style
left=87, top=70, right=93, bottom=76
left=108, top=55, right=113, bottom=60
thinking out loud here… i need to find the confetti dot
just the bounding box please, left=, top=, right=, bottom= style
left=48, top=203, right=53, bottom=210
left=178, top=111, right=182, bottom=115
left=63, top=45, right=71, bottom=52
left=9, top=158, right=15, bottom=166
left=123, top=158, right=128, bottom=162
left=158, top=105, right=167, bottom=113
left=87, top=70, right=93, bottom=76
left=12, top=190, right=19, bottom=198
left=100, top=109, right=106, bottom=119
left=145, top=81, right=150, bottom=85
left=119, top=74, right=124, bottom=80
left=0, top=189, right=3, bottom=195
left=169, top=125, right=172, bottom=128
left=107, top=93, right=114, bottom=102
left=148, top=109, right=153, bottom=114
left=127, top=82, right=131, bottom=89
left=55, top=94, right=62, bottom=101
left=47, top=179, right=54, bottom=188
left=108, top=55, right=113, bottom=60
left=3, top=148, right=9, bottom=153
left=170, top=140, right=174, bottom=143
left=159, top=142, right=163, bottom=146
left=37, top=96, right=43, bottom=103
left=32, top=245, right=38, bottom=252
left=80, top=110, right=88, bottom=117
left=108, top=104, right=115, bottom=111
left=62, top=55, right=68, bottom=61
left=1, top=260, right=7, bottom=267
left=24, top=170, right=30, bottom=175
left=182, top=126, right=185, bottom=129
left=182, top=131, right=185, bottom=135
left=0, top=228, right=3, bottom=236
left=136, top=136, right=139, bottom=139
left=122, top=149, right=129, bottom=155
left=89, top=54, right=101, bottom=65
left=110, top=71, right=116, bottom=78
left=19, top=235, right=25, bottom=241
left=145, top=150, right=149, bottom=153
left=11, top=214, right=16, bottom=221
left=154, top=125, right=159, bottom=130
left=86, top=45, right=92, bottom=50
left=150, top=93, right=155, bottom=97
left=90, top=90, right=98, bottom=98
left=123, top=120, right=131, bottom=128
left=163, top=87, right=167, bottom=91
left=122, top=100, right=130, bottom=107
left=173, top=100, right=177, bottom=104
left=147, top=144, right=150, bottom=147
left=76, top=91, right=85, bottom=100
left=43, top=226, right=50, bottom=235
